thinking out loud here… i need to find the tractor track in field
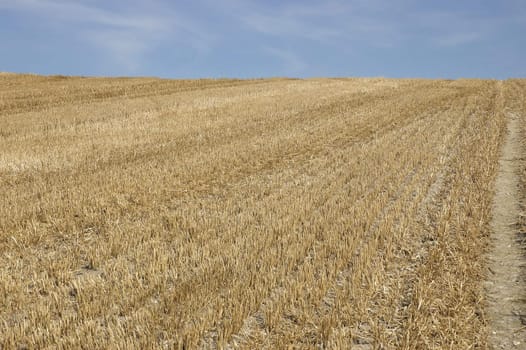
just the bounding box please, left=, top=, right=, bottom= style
left=486, top=110, right=526, bottom=349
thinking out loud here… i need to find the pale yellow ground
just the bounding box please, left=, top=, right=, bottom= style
left=0, top=74, right=525, bottom=349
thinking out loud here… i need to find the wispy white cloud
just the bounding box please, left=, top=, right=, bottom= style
left=1, top=0, right=523, bottom=77
left=242, top=14, right=341, bottom=41
left=434, top=32, right=483, bottom=47
left=0, top=0, right=168, bottom=33
left=204, top=0, right=522, bottom=52
left=280, top=1, right=351, bottom=17
left=409, top=8, right=524, bottom=48
left=262, top=47, right=308, bottom=74
left=0, top=0, right=213, bottom=71
left=84, top=29, right=151, bottom=71
left=202, top=0, right=403, bottom=48
left=251, top=1, right=354, bottom=41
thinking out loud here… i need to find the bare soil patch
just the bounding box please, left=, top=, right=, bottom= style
left=487, top=112, right=526, bottom=349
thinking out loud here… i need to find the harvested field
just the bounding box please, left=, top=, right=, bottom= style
left=0, top=74, right=525, bottom=349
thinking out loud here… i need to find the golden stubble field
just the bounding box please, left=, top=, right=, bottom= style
left=0, top=74, right=525, bottom=349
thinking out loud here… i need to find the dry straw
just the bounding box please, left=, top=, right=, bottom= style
left=0, top=74, right=523, bottom=348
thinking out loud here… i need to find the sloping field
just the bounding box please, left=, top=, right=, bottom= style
left=0, top=75, right=525, bottom=349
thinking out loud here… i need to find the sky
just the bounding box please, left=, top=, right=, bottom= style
left=0, top=0, right=525, bottom=79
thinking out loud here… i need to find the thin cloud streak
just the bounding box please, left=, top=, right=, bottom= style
left=0, top=0, right=167, bottom=31
left=0, top=0, right=523, bottom=77
left=262, top=47, right=308, bottom=74
left=203, top=0, right=404, bottom=47
left=0, top=0, right=213, bottom=71
left=242, top=14, right=341, bottom=42
left=434, top=32, right=483, bottom=47
left=207, top=0, right=521, bottom=50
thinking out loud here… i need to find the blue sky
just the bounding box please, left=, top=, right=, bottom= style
left=1, top=0, right=525, bottom=78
